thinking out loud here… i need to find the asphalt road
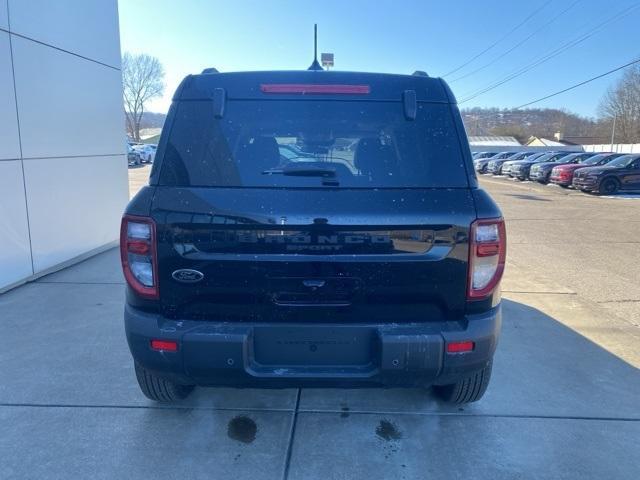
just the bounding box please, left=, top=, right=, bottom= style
left=0, top=166, right=637, bottom=479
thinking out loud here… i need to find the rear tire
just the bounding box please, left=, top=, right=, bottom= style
left=434, top=361, right=493, bottom=404
left=134, top=362, right=195, bottom=402
left=598, top=177, right=619, bottom=195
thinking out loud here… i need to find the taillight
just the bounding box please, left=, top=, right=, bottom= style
left=467, top=218, right=506, bottom=300
left=120, top=215, right=159, bottom=299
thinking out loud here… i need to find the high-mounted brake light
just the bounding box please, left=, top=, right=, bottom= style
left=260, top=84, right=370, bottom=95
left=120, top=215, right=159, bottom=299
left=467, top=218, right=506, bottom=300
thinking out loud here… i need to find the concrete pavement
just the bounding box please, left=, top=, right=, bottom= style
left=0, top=170, right=638, bottom=479
left=482, top=175, right=640, bottom=328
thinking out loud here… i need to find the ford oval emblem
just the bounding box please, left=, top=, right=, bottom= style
left=172, top=269, right=204, bottom=283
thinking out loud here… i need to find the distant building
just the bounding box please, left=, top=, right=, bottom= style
left=468, top=135, right=521, bottom=146
left=526, top=131, right=581, bottom=147
left=139, top=128, right=162, bottom=140
left=526, top=132, right=599, bottom=148
left=526, top=137, right=567, bottom=147
left=557, top=136, right=608, bottom=145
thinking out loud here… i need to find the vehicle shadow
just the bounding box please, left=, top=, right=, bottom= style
left=290, top=298, right=640, bottom=419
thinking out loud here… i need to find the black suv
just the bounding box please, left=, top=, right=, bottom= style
left=573, top=154, right=640, bottom=194
left=121, top=70, right=505, bottom=404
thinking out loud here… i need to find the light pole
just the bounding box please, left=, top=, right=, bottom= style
left=610, top=114, right=617, bottom=152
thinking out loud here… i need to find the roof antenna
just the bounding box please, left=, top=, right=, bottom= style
left=308, top=24, right=323, bottom=71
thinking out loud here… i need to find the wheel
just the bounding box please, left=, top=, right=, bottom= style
left=598, top=177, right=619, bottom=195
left=433, top=361, right=492, bottom=404
left=134, top=362, right=194, bottom=402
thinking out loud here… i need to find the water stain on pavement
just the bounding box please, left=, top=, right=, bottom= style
left=376, top=419, right=402, bottom=441
left=227, top=415, right=257, bottom=444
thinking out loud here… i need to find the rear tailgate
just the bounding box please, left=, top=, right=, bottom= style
left=152, top=187, right=475, bottom=323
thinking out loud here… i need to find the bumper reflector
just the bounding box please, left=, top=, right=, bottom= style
left=447, top=341, right=475, bottom=353
left=151, top=340, right=178, bottom=352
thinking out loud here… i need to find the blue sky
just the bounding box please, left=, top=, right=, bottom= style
left=118, top=0, right=640, bottom=117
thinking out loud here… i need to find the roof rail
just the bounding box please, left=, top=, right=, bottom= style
left=412, top=70, right=429, bottom=77
left=201, top=67, right=219, bottom=74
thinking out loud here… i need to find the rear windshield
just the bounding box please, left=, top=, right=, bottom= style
left=158, top=100, right=468, bottom=188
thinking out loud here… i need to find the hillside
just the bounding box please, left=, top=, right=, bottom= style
left=139, top=111, right=167, bottom=129
left=461, top=108, right=610, bottom=144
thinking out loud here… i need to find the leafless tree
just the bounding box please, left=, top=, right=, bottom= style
left=598, top=64, right=640, bottom=144
left=122, top=52, right=165, bottom=142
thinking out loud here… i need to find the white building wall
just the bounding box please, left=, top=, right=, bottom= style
left=582, top=144, right=640, bottom=154
left=0, top=0, right=128, bottom=291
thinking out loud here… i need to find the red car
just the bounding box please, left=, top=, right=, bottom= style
left=550, top=153, right=622, bottom=187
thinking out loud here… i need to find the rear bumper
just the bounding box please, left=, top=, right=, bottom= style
left=125, top=304, right=502, bottom=388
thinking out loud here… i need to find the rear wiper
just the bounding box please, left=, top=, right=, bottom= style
left=262, top=164, right=337, bottom=177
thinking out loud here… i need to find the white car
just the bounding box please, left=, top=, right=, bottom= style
left=133, top=144, right=157, bottom=163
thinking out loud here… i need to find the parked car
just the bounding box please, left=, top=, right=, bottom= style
left=279, top=144, right=316, bottom=161
left=472, top=151, right=499, bottom=160
left=529, top=152, right=597, bottom=184
left=508, top=152, right=571, bottom=181
left=487, top=151, right=538, bottom=175
left=503, top=152, right=547, bottom=176
left=121, top=69, right=505, bottom=405
left=133, top=144, right=157, bottom=163
left=550, top=153, right=622, bottom=187
left=127, top=144, right=141, bottom=167
left=474, top=151, right=517, bottom=174
left=572, top=154, right=640, bottom=194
